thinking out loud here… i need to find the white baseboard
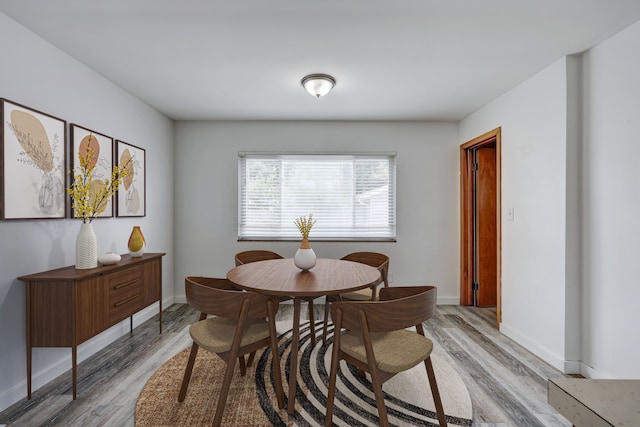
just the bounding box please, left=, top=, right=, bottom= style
left=0, top=297, right=173, bottom=413
left=499, top=325, right=616, bottom=378
left=563, top=360, right=581, bottom=374
left=436, top=296, right=461, bottom=305
left=579, top=362, right=612, bottom=379
left=500, top=323, right=566, bottom=372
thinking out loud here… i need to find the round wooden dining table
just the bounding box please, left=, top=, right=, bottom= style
left=227, top=257, right=381, bottom=415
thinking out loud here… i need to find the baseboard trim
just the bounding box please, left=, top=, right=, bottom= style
left=0, top=297, right=173, bottom=413
left=563, top=360, right=581, bottom=374
left=500, top=323, right=565, bottom=372
left=579, top=362, right=611, bottom=379
left=436, top=296, right=461, bottom=305
left=499, top=325, right=615, bottom=378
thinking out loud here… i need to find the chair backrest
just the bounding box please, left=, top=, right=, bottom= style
left=184, top=276, right=277, bottom=319
left=234, top=250, right=284, bottom=266
left=340, top=252, right=390, bottom=287
left=331, top=285, right=436, bottom=333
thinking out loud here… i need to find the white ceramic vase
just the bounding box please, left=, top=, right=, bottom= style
left=294, top=247, right=316, bottom=271
left=76, top=222, right=97, bottom=269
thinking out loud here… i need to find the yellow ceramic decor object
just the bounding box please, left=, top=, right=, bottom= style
left=128, top=226, right=145, bottom=257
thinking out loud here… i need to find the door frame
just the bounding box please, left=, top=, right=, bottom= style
left=460, top=127, right=502, bottom=328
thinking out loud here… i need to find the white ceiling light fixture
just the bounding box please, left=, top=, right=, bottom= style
left=301, top=73, right=336, bottom=98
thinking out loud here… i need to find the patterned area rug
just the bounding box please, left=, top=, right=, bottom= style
left=136, top=321, right=472, bottom=426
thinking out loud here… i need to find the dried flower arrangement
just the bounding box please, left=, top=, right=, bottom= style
left=68, top=136, right=130, bottom=223
left=294, top=214, right=316, bottom=240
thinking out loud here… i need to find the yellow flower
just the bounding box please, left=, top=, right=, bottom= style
left=294, top=214, right=316, bottom=239
left=67, top=139, right=131, bottom=223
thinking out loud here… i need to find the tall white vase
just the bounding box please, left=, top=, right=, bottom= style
left=76, top=222, right=97, bottom=269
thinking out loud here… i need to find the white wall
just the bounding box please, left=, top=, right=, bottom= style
left=173, top=121, right=460, bottom=303
left=460, top=19, right=640, bottom=379
left=580, top=21, right=640, bottom=379
left=0, top=12, right=175, bottom=411
left=459, top=59, right=571, bottom=371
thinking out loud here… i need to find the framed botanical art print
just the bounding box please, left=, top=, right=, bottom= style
left=70, top=124, right=115, bottom=218
left=1, top=98, right=67, bottom=220
left=116, top=140, right=146, bottom=217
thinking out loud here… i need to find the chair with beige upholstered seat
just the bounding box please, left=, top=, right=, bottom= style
left=322, top=252, right=389, bottom=344
left=235, top=250, right=318, bottom=346
left=325, top=285, right=446, bottom=427
left=178, top=276, right=284, bottom=427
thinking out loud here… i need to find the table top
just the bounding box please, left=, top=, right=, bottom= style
left=227, top=258, right=381, bottom=297
left=17, top=253, right=166, bottom=281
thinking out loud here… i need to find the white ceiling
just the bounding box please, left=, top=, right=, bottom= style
left=1, top=1, right=640, bottom=121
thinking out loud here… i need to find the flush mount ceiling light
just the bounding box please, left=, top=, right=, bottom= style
left=301, top=73, right=336, bottom=98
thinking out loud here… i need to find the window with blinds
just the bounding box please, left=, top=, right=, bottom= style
left=238, top=152, right=396, bottom=241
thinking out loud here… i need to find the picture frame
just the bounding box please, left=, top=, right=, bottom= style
left=1, top=98, right=67, bottom=220
left=116, top=140, right=146, bottom=217
left=70, top=124, right=115, bottom=218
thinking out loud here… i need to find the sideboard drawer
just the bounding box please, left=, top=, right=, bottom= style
left=109, top=290, right=142, bottom=324
left=108, top=267, right=143, bottom=295
left=108, top=267, right=144, bottom=323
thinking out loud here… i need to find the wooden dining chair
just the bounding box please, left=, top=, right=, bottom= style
left=235, top=250, right=318, bottom=346
left=322, top=252, right=389, bottom=344
left=325, top=286, right=446, bottom=427
left=234, top=249, right=284, bottom=266
left=178, top=276, right=284, bottom=427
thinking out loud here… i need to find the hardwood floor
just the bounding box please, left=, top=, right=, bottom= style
left=0, top=303, right=571, bottom=426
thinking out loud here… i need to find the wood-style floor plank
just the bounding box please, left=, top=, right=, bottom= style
left=0, top=304, right=572, bottom=426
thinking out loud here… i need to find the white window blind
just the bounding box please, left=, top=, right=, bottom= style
left=238, top=152, right=396, bottom=241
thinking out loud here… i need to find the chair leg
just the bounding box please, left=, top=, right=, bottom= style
left=369, top=368, right=389, bottom=427
left=238, top=354, right=247, bottom=376
left=178, top=342, right=199, bottom=402
left=322, top=298, right=331, bottom=345
left=267, top=300, right=285, bottom=410
left=308, top=298, right=316, bottom=346
left=246, top=351, right=256, bottom=367
left=325, top=343, right=342, bottom=426
left=212, top=355, right=237, bottom=427
left=425, top=356, right=447, bottom=427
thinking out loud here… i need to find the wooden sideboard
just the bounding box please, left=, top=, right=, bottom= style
left=18, top=252, right=165, bottom=400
